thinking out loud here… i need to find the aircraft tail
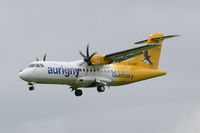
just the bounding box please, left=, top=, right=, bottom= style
left=122, top=34, right=179, bottom=70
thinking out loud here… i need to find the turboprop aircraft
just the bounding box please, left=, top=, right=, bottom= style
left=19, top=34, right=179, bottom=96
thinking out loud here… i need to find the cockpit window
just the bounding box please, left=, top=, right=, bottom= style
left=28, top=64, right=35, bottom=68
left=40, top=64, right=44, bottom=67
left=28, top=63, right=44, bottom=68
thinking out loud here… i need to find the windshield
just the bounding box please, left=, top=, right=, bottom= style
left=28, top=63, right=45, bottom=68
left=28, top=64, right=35, bottom=68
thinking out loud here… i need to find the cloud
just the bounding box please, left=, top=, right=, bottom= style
left=13, top=116, right=69, bottom=133
left=175, top=109, right=200, bottom=133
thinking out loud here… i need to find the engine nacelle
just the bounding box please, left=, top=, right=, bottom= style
left=90, top=55, right=113, bottom=66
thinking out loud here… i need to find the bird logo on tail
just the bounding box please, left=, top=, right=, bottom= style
left=141, top=50, right=153, bottom=65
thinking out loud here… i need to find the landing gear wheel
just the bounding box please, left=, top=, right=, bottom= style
left=75, top=89, right=83, bottom=96
left=29, top=86, right=34, bottom=91
left=97, top=86, right=105, bottom=92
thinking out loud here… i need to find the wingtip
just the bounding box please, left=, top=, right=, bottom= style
left=171, top=35, right=180, bottom=37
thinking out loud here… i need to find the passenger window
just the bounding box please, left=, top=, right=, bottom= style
left=93, top=69, right=96, bottom=72
left=90, top=69, right=92, bottom=72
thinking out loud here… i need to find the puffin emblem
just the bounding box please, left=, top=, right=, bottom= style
left=141, top=50, right=153, bottom=65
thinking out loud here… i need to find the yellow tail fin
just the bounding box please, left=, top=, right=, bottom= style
left=121, top=34, right=178, bottom=70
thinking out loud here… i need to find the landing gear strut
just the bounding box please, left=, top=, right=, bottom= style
left=75, top=89, right=83, bottom=97
left=97, top=86, right=105, bottom=92
left=28, top=82, right=34, bottom=91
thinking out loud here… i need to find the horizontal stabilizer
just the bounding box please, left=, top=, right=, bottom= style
left=135, top=35, right=180, bottom=44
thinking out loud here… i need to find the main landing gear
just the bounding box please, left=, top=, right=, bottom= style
left=75, top=89, right=83, bottom=97
left=70, top=86, right=106, bottom=97
left=97, top=86, right=105, bottom=92
left=70, top=87, right=83, bottom=97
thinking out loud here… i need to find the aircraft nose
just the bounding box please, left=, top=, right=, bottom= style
left=19, top=69, right=29, bottom=81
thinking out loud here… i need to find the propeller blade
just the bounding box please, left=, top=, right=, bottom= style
left=89, top=52, right=97, bottom=60
left=43, top=53, right=47, bottom=61
left=79, top=61, right=85, bottom=66
left=79, top=51, right=86, bottom=58
left=36, top=57, right=39, bottom=61
left=86, top=44, right=89, bottom=57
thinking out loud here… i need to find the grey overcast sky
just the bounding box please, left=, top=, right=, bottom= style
left=0, top=0, right=200, bottom=133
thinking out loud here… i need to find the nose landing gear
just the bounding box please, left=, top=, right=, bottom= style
left=29, top=86, right=35, bottom=91
left=28, top=82, right=34, bottom=91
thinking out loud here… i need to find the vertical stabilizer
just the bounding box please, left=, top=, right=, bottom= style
left=121, top=34, right=178, bottom=69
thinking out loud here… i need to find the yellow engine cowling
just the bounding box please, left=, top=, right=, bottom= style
left=90, top=55, right=113, bottom=66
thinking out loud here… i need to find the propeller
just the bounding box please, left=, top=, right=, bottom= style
left=79, top=44, right=96, bottom=65
left=36, top=53, right=47, bottom=61
left=43, top=53, right=47, bottom=61
left=36, top=57, right=39, bottom=61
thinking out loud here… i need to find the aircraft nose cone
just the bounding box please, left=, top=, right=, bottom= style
left=19, top=70, right=29, bottom=81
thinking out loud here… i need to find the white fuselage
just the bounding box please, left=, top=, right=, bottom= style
left=19, top=60, right=117, bottom=88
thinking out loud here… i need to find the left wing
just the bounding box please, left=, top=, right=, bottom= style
left=104, top=44, right=160, bottom=63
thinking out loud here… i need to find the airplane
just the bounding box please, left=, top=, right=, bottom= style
left=19, top=33, right=179, bottom=96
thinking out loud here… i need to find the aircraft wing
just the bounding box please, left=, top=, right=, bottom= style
left=104, top=44, right=160, bottom=63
